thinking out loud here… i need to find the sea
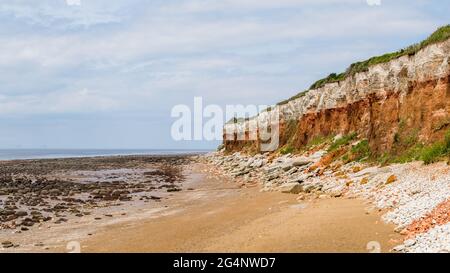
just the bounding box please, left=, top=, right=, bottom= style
left=0, top=149, right=211, bottom=161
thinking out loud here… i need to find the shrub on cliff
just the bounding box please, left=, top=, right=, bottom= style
left=328, top=132, right=357, bottom=152
left=417, top=129, right=450, bottom=164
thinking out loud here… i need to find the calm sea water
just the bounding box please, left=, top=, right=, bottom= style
left=0, top=149, right=210, bottom=161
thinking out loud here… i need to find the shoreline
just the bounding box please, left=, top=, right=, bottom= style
left=0, top=150, right=210, bottom=162
left=79, top=162, right=402, bottom=253
left=1, top=151, right=448, bottom=253
left=1, top=155, right=402, bottom=253
left=0, top=154, right=193, bottom=252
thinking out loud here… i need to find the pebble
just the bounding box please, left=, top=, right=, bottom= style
left=1, top=241, right=14, bottom=248
left=204, top=149, right=450, bottom=253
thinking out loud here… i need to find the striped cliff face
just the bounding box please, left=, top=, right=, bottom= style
left=224, top=39, right=450, bottom=154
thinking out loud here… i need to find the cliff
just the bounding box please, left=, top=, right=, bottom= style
left=224, top=27, right=450, bottom=156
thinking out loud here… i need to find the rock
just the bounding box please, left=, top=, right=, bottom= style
left=280, top=182, right=303, bottom=194
left=298, top=172, right=314, bottom=182
left=310, top=151, right=326, bottom=160
left=267, top=173, right=280, bottom=181
left=286, top=167, right=298, bottom=176
left=15, top=211, right=28, bottom=217
left=333, top=134, right=343, bottom=141
left=331, top=191, right=343, bottom=198
left=404, top=239, right=416, bottom=247
left=251, top=159, right=264, bottom=168
left=400, top=229, right=409, bottom=236
left=386, top=175, right=397, bottom=185
left=1, top=241, right=14, bottom=248
left=266, top=166, right=281, bottom=173
left=233, top=169, right=250, bottom=177
left=392, top=244, right=405, bottom=252
left=21, top=220, right=35, bottom=227
left=360, top=177, right=369, bottom=185
left=287, top=177, right=304, bottom=184
left=394, top=225, right=407, bottom=233
left=302, top=183, right=321, bottom=193
left=292, top=158, right=312, bottom=167
left=281, top=164, right=293, bottom=172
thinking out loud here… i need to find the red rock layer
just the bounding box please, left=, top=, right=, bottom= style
left=225, top=76, right=450, bottom=154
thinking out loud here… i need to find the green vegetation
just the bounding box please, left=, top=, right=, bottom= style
left=337, top=139, right=371, bottom=164
left=420, top=130, right=450, bottom=164
left=281, top=119, right=299, bottom=148
left=306, top=134, right=334, bottom=149
left=280, top=145, right=294, bottom=155
left=328, top=132, right=357, bottom=152
left=378, top=129, right=450, bottom=165
left=309, top=72, right=346, bottom=90
left=316, top=25, right=450, bottom=89
left=277, top=90, right=308, bottom=106
left=350, top=140, right=371, bottom=161
left=277, top=25, right=450, bottom=105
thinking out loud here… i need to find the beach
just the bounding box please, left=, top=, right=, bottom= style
left=0, top=155, right=401, bottom=253
left=0, top=155, right=189, bottom=252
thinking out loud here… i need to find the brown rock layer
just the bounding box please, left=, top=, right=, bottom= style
left=225, top=76, right=450, bottom=154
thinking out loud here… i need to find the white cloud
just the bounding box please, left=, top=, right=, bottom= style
left=0, top=0, right=125, bottom=28
left=0, top=0, right=446, bottom=116
left=0, top=89, right=119, bottom=115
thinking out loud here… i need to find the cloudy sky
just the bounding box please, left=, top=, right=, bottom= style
left=0, top=0, right=449, bottom=149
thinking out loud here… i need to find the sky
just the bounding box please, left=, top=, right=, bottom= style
left=0, top=0, right=449, bottom=149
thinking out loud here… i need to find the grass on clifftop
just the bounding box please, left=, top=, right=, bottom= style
left=277, top=90, right=308, bottom=106
left=278, top=25, right=450, bottom=106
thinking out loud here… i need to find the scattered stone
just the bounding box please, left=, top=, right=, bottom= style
left=1, top=241, right=14, bottom=248
left=280, top=183, right=303, bottom=194
left=392, top=244, right=405, bottom=252
left=360, top=177, right=369, bottom=185
left=15, top=211, right=28, bottom=217
left=292, top=158, right=312, bottom=167
left=318, top=194, right=329, bottom=199
left=404, top=239, right=416, bottom=247
left=385, top=175, right=397, bottom=185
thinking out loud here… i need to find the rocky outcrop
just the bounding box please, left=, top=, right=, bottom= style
left=224, top=38, right=450, bottom=154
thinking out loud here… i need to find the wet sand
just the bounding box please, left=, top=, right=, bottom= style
left=0, top=155, right=190, bottom=252
left=80, top=164, right=402, bottom=253
left=0, top=157, right=402, bottom=253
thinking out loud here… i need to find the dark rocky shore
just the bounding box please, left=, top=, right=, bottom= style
left=0, top=155, right=192, bottom=248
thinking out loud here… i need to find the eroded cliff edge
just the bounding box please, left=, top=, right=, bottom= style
left=224, top=32, right=450, bottom=155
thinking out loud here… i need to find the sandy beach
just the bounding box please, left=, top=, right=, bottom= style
left=0, top=156, right=401, bottom=253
